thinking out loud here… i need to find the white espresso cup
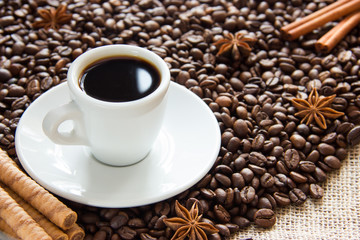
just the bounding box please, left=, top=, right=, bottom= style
left=42, top=45, right=170, bottom=166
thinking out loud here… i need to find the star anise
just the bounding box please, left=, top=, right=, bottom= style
left=32, top=4, right=72, bottom=30
left=163, top=200, right=219, bottom=240
left=214, top=32, right=256, bottom=60
left=291, top=88, right=344, bottom=129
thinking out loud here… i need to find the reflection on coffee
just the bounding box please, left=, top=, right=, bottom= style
left=79, top=57, right=161, bottom=102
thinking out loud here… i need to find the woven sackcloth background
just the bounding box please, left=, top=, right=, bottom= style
left=230, top=145, right=360, bottom=240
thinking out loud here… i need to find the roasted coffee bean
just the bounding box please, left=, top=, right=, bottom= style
left=221, top=132, right=233, bottom=147
left=260, top=173, right=275, bottom=188
left=248, top=164, right=266, bottom=175
left=154, top=202, right=170, bottom=216
left=271, top=146, right=284, bottom=158
left=289, top=188, right=307, bottom=205
left=275, top=173, right=296, bottom=189
left=306, top=150, right=320, bottom=163
left=0, top=69, right=12, bottom=82
left=200, top=188, right=216, bottom=199
left=233, top=188, right=242, bottom=205
left=225, top=223, right=239, bottom=234
left=215, top=164, right=233, bottom=175
left=215, top=173, right=231, bottom=187
left=347, top=126, right=360, bottom=146
left=276, top=161, right=289, bottom=175
left=321, top=132, right=337, bottom=144
left=233, top=119, right=249, bottom=138
left=197, top=174, right=212, bottom=188
left=110, top=212, right=129, bottom=229
left=336, top=148, right=348, bottom=161
left=207, top=233, right=221, bottom=240
left=11, top=96, right=29, bottom=110
left=263, top=140, right=274, bottom=152
left=80, top=212, right=99, bottom=226
left=213, top=205, right=231, bottom=223
left=234, top=156, right=247, bottom=170
left=93, top=230, right=107, bottom=240
left=280, top=62, right=296, bottom=73
left=309, top=184, right=324, bottom=199
left=224, top=188, right=234, bottom=207
left=249, top=151, right=267, bottom=167
left=154, top=215, right=167, bottom=230
left=117, top=226, right=137, bottom=240
left=307, top=134, right=321, bottom=144
left=268, top=124, right=284, bottom=136
left=227, top=137, right=241, bottom=153
left=232, top=216, right=250, bottom=228
left=323, top=156, right=341, bottom=169
left=214, top=188, right=227, bottom=204
left=284, top=149, right=300, bottom=170
left=313, top=167, right=327, bottom=182
left=254, top=208, right=276, bottom=228
left=240, top=186, right=256, bottom=204
left=240, top=168, right=254, bottom=183
left=100, top=209, right=119, bottom=220
left=273, top=192, right=291, bottom=206
left=299, top=161, right=316, bottom=173
left=290, top=134, right=306, bottom=149
left=337, top=122, right=354, bottom=135
left=289, top=171, right=307, bottom=183
left=215, top=224, right=230, bottom=237
left=257, top=197, right=273, bottom=209
left=7, top=85, right=25, bottom=97
left=140, top=233, right=157, bottom=240
left=252, top=134, right=266, bottom=150
left=215, top=96, right=232, bottom=108
left=232, top=173, right=245, bottom=189
left=128, top=218, right=146, bottom=228
left=251, top=176, right=260, bottom=190
left=317, top=143, right=335, bottom=156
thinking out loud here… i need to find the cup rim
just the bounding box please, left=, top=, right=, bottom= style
left=67, top=44, right=170, bottom=108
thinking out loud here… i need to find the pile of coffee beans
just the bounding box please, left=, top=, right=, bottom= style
left=1, top=0, right=360, bottom=239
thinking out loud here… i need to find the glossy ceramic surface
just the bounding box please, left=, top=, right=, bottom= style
left=15, top=82, right=221, bottom=207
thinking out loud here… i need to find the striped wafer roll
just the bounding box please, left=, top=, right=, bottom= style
left=0, top=148, right=77, bottom=230
left=0, top=186, right=52, bottom=240
left=1, top=184, right=69, bottom=240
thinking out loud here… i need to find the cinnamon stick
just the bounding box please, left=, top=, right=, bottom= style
left=0, top=148, right=77, bottom=230
left=315, top=10, right=360, bottom=53
left=281, top=0, right=351, bottom=34
left=281, top=0, right=360, bottom=40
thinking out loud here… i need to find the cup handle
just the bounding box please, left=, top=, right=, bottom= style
left=42, top=101, right=88, bottom=145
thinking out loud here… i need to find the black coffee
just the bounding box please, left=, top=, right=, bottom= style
left=79, top=57, right=160, bottom=102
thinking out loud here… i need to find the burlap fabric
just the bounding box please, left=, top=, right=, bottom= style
left=231, top=145, right=360, bottom=240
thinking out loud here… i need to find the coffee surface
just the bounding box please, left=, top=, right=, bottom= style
left=79, top=57, right=160, bottom=102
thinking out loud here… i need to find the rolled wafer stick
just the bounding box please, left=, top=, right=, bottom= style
left=65, top=224, right=85, bottom=240
left=315, top=10, right=360, bottom=53
left=0, top=217, right=19, bottom=239
left=0, top=186, right=52, bottom=240
left=1, top=184, right=69, bottom=240
left=0, top=148, right=77, bottom=230
left=281, top=0, right=360, bottom=40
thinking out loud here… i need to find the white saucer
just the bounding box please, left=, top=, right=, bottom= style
left=15, top=82, right=220, bottom=208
